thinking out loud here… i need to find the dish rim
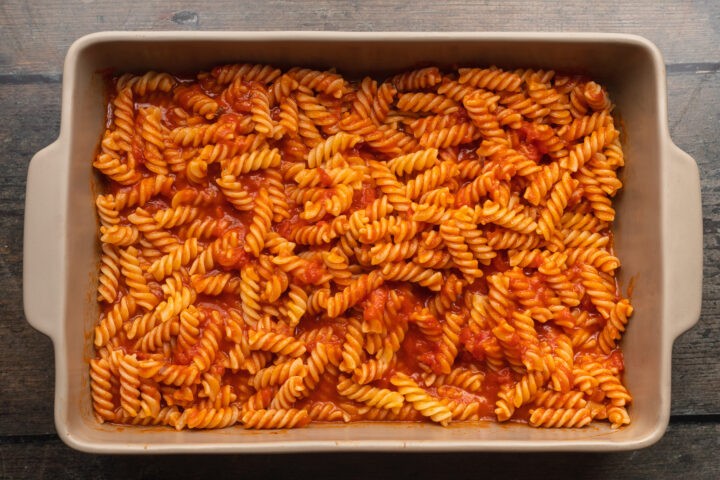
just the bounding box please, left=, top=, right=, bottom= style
left=23, top=30, right=702, bottom=453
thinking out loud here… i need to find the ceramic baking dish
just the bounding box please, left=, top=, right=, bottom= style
left=24, top=31, right=702, bottom=453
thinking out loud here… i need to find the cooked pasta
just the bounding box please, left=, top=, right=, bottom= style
left=92, top=64, right=632, bottom=431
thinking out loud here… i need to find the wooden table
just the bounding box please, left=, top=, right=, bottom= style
left=1, top=1, right=718, bottom=477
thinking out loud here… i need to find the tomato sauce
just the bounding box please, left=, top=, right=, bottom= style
left=94, top=68, right=628, bottom=429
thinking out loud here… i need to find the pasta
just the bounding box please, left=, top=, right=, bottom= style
left=91, top=63, right=632, bottom=431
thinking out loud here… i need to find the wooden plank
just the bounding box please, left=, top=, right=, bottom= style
left=0, top=83, right=60, bottom=436
left=667, top=68, right=720, bottom=416
left=0, top=69, right=718, bottom=436
left=1, top=0, right=719, bottom=78
left=0, top=421, right=718, bottom=479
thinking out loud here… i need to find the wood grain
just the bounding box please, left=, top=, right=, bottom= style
left=0, top=421, right=718, bottom=479
left=0, top=83, right=59, bottom=436
left=667, top=69, right=720, bottom=416
left=1, top=0, right=719, bottom=78
left=0, top=71, right=718, bottom=436
left=1, top=1, right=718, bottom=474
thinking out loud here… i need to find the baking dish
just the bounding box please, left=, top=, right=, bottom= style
left=23, top=31, right=702, bottom=453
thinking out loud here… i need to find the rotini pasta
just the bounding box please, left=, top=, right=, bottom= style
left=92, top=64, right=632, bottom=431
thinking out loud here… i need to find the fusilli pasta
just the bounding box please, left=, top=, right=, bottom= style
left=92, top=64, right=632, bottom=431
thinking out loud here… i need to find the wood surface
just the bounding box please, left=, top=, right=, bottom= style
left=0, top=1, right=718, bottom=478
left=1, top=421, right=718, bottom=479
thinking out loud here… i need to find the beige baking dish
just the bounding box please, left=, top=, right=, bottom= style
left=24, top=31, right=702, bottom=453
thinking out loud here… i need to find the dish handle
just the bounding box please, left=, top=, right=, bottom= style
left=23, top=140, right=67, bottom=341
left=664, top=142, right=703, bottom=341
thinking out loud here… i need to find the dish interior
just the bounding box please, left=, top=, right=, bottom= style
left=60, top=35, right=663, bottom=450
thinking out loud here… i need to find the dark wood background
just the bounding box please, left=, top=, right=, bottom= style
left=1, top=1, right=718, bottom=478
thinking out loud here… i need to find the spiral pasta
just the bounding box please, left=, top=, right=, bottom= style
left=391, top=372, right=452, bottom=426
left=529, top=407, right=593, bottom=428
left=92, top=63, right=632, bottom=431
left=240, top=408, right=311, bottom=429
left=336, top=376, right=404, bottom=412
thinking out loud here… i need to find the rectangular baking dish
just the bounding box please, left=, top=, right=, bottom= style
left=23, top=31, right=702, bottom=453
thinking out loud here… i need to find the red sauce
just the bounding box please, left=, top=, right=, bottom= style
left=316, top=168, right=333, bottom=187
left=606, top=350, right=625, bottom=372
left=553, top=307, right=574, bottom=326
left=351, top=182, right=378, bottom=211
left=418, top=345, right=446, bottom=375
left=94, top=68, right=628, bottom=429
left=215, top=247, right=250, bottom=270
left=362, top=287, right=388, bottom=327
left=460, top=326, right=494, bottom=362
left=274, top=211, right=307, bottom=239
left=395, top=326, right=434, bottom=373
left=131, top=136, right=145, bottom=166
left=295, top=259, right=325, bottom=286
left=517, top=142, right=542, bottom=162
